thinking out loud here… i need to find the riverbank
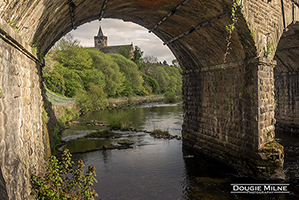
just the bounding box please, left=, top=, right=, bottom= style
left=50, top=95, right=166, bottom=124
left=107, top=95, right=165, bottom=110
left=46, top=95, right=166, bottom=154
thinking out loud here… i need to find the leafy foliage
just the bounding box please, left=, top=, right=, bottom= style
left=118, top=46, right=132, bottom=59
left=110, top=53, right=144, bottom=96
left=63, top=70, right=84, bottom=97
left=85, top=49, right=125, bottom=97
left=53, top=34, right=81, bottom=51
left=108, top=110, right=131, bottom=130
left=264, top=42, right=276, bottom=58
left=224, top=0, right=240, bottom=62
left=142, top=73, right=159, bottom=94
left=44, top=70, right=66, bottom=95
left=55, top=47, right=93, bottom=71
left=131, top=46, right=143, bottom=64
left=9, top=18, right=19, bottom=32
left=76, top=85, right=108, bottom=113
left=31, top=149, right=98, bottom=200
left=152, top=129, right=170, bottom=135
left=164, top=91, right=176, bottom=103
left=43, top=35, right=182, bottom=111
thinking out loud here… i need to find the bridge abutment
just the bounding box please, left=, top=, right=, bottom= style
left=182, top=57, right=284, bottom=180
left=0, top=18, right=48, bottom=199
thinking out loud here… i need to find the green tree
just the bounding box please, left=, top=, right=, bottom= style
left=152, top=66, right=170, bottom=93
left=82, top=68, right=106, bottom=91
left=55, top=47, right=93, bottom=71
left=131, top=46, right=143, bottom=64
left=85, top=49, right=125, bottom=97
left=118, top=46, right=132, bottom=59
left=131, top=46, right=146, bottom=71
left=62, top=70, right=84, bottom=97
left=43, top=49, right=57, bottom=74
left=53, top=33, right=81, bottom=51
left=87, top=84, right=108, bottom=110
left=171, top=59, right=180, bottom=68
left=142, top=73, right=159, bottom=94
left=76, top=85, right=108, bottom=112
left=44, top=70, right=66, bottom=95
left=110, top=53, right=143, bottom=95
left=121, top=80, right=133, bottom=97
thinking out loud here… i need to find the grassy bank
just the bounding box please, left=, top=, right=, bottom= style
left=107, top=95, right=165, bottom=109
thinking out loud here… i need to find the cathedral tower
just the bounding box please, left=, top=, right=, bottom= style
left=94, top=26, right=107, bottom=48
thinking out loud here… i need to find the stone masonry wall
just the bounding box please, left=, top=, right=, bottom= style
left=0, top=19, right=47, bottom=199
left=243, top=0, right=295, bottom=59
left=257, top=59, right=276, bottom=148
left=182, top=57, right=283, bottom=179
left=275, top=72, right=299, bottom=132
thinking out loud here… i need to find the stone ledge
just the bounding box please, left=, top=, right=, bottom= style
left=183, top=60, right=245, bottom=74
left=0, top=18, right=39, bottom=63
left=183, top=57, right=277, bottom=75
left=274, top=71, right=299, bottom=76
left=246, top=57, right=277, bottom=66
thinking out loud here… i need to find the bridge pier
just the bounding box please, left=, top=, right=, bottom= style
left=0, top=18, right=48, bottom=199
left=182, top=57, right=284, bottom=180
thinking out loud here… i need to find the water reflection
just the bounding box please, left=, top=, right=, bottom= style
left=276, top=129, right=299, bottom=198
left=62, top=104, right=299, bottom=199
left=72, top=138, right=185, bottom=200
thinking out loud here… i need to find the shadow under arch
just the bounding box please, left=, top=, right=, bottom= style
left=0, top=168, right=8, bottom=200
left=274, top=21, right=299, bottom=132
left=24, top=0, right=257, bottom=70
left=273, top=21, right=299, bottom=191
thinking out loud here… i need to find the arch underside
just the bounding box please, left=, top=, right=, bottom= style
left=274, top=21, right=299, bottom=131
left=0, top=0, right=256, bottom=69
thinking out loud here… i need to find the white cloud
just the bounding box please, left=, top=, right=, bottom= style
left=69, top=19, right=176, bottom=63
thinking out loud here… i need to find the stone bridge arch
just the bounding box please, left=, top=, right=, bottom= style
left=274, top=21, right=299, bottom=131
left=0, top=0, right=298, bottom=198
left=0, top=0, right=258, bottom=67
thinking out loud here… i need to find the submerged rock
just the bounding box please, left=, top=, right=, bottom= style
left=149, top=131, right=182, bottom=140
left=103, top=144, right=133, bottom=150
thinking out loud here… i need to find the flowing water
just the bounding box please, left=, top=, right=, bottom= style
left=61, top=103, right=299, bottom=200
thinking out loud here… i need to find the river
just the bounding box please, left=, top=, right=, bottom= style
left=61, top=103, right=299, bottom=200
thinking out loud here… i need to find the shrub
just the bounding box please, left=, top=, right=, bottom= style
left=152, top=129, right=170, bottom=135
left=108, top=110, right=131, bottom=130
left=164, top=91, right=176, bottom=103
left=31, top=149, right=98, bottom=200
left=76, top=85, right=108, bottom=112
left=87, top=84, right=108, bottom=110
left=142, top=73, right=159, bottom=94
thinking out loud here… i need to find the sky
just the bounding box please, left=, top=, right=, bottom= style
left=68, top=18, right=176, bottom=64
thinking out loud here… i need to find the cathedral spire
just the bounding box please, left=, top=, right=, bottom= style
left=97, top=25, right=104, bottom=37
left=94, top=25, right=107, bottom=48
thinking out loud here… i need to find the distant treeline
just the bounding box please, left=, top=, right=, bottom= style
left=43, top=34, right=182, bottom=111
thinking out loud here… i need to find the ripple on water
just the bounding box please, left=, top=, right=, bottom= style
left=62, top=105, right=299, bottom=199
